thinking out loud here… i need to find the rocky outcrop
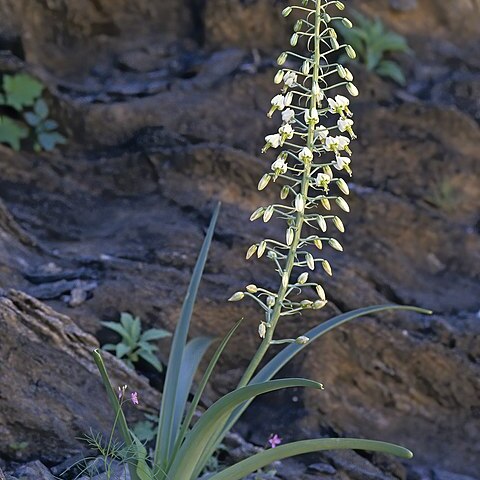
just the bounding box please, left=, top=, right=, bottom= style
left=0, top=0, right=479, bottom=479
left=0, top=289, right=158, bottom=463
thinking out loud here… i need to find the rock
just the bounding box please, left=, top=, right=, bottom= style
left=432, top=469, right=479, bottom=480
left=389, top=0, right=418, bottom=11
left=308, top=462, right=337, bottom=475
left=0, top=290, right=159, bottom=462
left=13, top=461, right=55, bottom=480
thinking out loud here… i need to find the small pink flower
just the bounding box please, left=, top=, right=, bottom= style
left=130, top=391, right=139, bottom=405
left=268, top=434, right=282, bottom=448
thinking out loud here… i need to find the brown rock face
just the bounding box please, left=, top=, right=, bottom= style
left=0, top=0, right=479, bottom=478
left=0, top=289, right=158, bottom=462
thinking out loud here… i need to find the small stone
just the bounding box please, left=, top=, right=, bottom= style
left=14, top=461, right=55, bottom=480
left=308, top=462, right=337, bottom=475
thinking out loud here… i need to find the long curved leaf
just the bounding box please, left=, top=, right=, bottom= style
left=193, top=305, right=431, bottom=475
left=153, top=202, right=221, bottom=477
left=170, top=319, right=243, bottom=465
left=208, top=438, right=413, bottom=480
left=170, top=336, right=215, bottom=452
left=168, top=378, right=323, bottom=480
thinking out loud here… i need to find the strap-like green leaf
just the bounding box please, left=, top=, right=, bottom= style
left=169, top=319, right=243, bottom=466
left=168, top=378, right=323, bottom=480
left=194, top=305, right=431, bottom=475
left=153, top=202, right=221, bottom=477
left=208, top=438, right=412, bottom=480
left=170, top=335, right=215, bottom=451
left=92, top=349, right=139, bottom=480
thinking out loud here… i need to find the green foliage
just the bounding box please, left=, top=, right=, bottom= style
left=0, top=72, right=66, bottom=151
left=102, top=312, right=171, bottom=372
left=336, top=11, right=411, bottom=85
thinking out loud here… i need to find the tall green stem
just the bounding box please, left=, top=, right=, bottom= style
left=238, top=0, right=322, bottom=388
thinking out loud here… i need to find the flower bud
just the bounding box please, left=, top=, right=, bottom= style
left=290, top=33, right=299, bottom=47
left=280, top=185, right=289, bottom=200
left=318, top=216, right=327, bottom=232
left=322, top=259, right=333, bottom=276
left=246, top=244, right=257, bottom=259
left=335, top=1, right=345, bottom=10
left=263, top=205, right=274, bottom=222
left=346, top=82, right=359, bottom=97
left=298, top=272, right=309, bottom=284
left=345, top=45, right=356, bottom=59
left=323, top=12, right=331, bottom=23
left=333, top=216, right=345, bottom=233
left=294, top=20, right=303, bottom=32
left=295, top=194, right=305, bottom=212
left=321, top=198, right=331, bottom=210
left=257, top=240, right=267, bottom=257
left=267, top=295, right=275, bottom=307
left=258, top=322, right=267, bottom=338
left=336, top=197, right=350, bottom=212
left=228, top=292, right=244, bottom=302
left=342, top=18, right=353, bottom=28
left=316, top=284, right=326, bottom=301
left=313, top=300, right=327, bottom=309
left=277, top=52, right=288, bottom=65
left=246, top=284, right=258, bottom=293
left=274, top=70, right=284, bottom=84
left=336, top=178, right=350, bottom=195
left=328, top=238, right=344, bottom=251
left=337, top=64, right=347, bottom=79
left=295, top=336, right=310, bottom=345
left=330, top=37, right=340, bottom=50
left=323, top=165, right=333, bottom=178
left=302, top=60, right=310, bottom=76
left=282, top=6, right=293, bottom=17
left=250, top=207, right=265, bottom=221
left=286, top=227, right=295, bottom=246
left=258, top=174, right=271, bottom=191
left=282, top=271, right=289, bottom=288
left=344, top=68, right=354, bottom=82
left=314, top=238, right=323, bottom=250
left=306, top=252, right=315, bottom=270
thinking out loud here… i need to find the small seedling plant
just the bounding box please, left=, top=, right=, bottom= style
left=336, top=10, right=411, bottom=85
left=0, top=72, right=66, bottom=151
left=102, top=312, right=171, bottom=372
left=92, top=2, right=430, bottom=480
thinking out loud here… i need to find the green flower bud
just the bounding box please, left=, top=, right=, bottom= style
left=228, top=292, right=244, bottom=302
left=280, top=185, right=289, bottom=200
left=302, top=60, right=310, bottom=75
left=337, top=64, right=347, bottom=79
left=336, top=197, right=350, bottom=212
left=274, top=70, right=285, bottom=84
left=347, top=82, right=359, bottom=96
left=313, top=300, right=327, bottom=309
left=333, top=216, right=345, bottom=233
left=336, top=178, right=350, bottom=195
left=329, top=27, right=337, bottom=39
left=286, top=227, right=295, bottom=246
left=290, top=33, right=299, bottom=47
left=323, top=165, right=333, bottom=178
left=277, top=52, right=288, bottom=65
left=250, top=207, right=265, bottom=221
left=316, top=284, right=326, bottom=301
left=318, top=216, right=327, bottom=232
left=246, top=244, right=257, bottom=259
left=344, top=67, right=354, bottom=82
left=345, top=45, right=357, bottom=59
left=342, top=18, right=353, bottom=29
left=258, top=240, right=267, bottom=257
left=321, top=198, right=331, bottom=210
left=330, top=37, right=340, bottom=50
left=246, top=284, right=258, bottom=293
left=266, top=295, right=275, bottom=307
left=282, top=271, right=289, bottom=288
left=282, top=6, right=293, bottom=17
left=298, top=272, right=309, bottom=284
left=258, top=322, right=267, bottom=338
left=314, top=238, right=323, bottom=250
left=328, top=238, right=344, bottom=251
left=258, top=174, right=271, bottom=191
left=335, top=1, right=345, bottom=10
left=322, top=259, right=333, bottom=276
left=295, top=193, right=305, bottom=213
left=263, top=205, right=274, bottom=222
left=294, top=20, right=303, bottom=32
left=306, top=252, right=315, bottom=270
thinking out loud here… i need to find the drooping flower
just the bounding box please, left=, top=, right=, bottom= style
left=284, top=71, right=298, bottom=88
left=282, top=108, right=295, bottom=124
left=299, top=146, right=313, bottom=163
left=130, top=391, right=139, bottom=405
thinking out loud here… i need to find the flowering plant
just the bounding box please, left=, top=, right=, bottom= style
left=92, top=2, right=430, bottom=479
